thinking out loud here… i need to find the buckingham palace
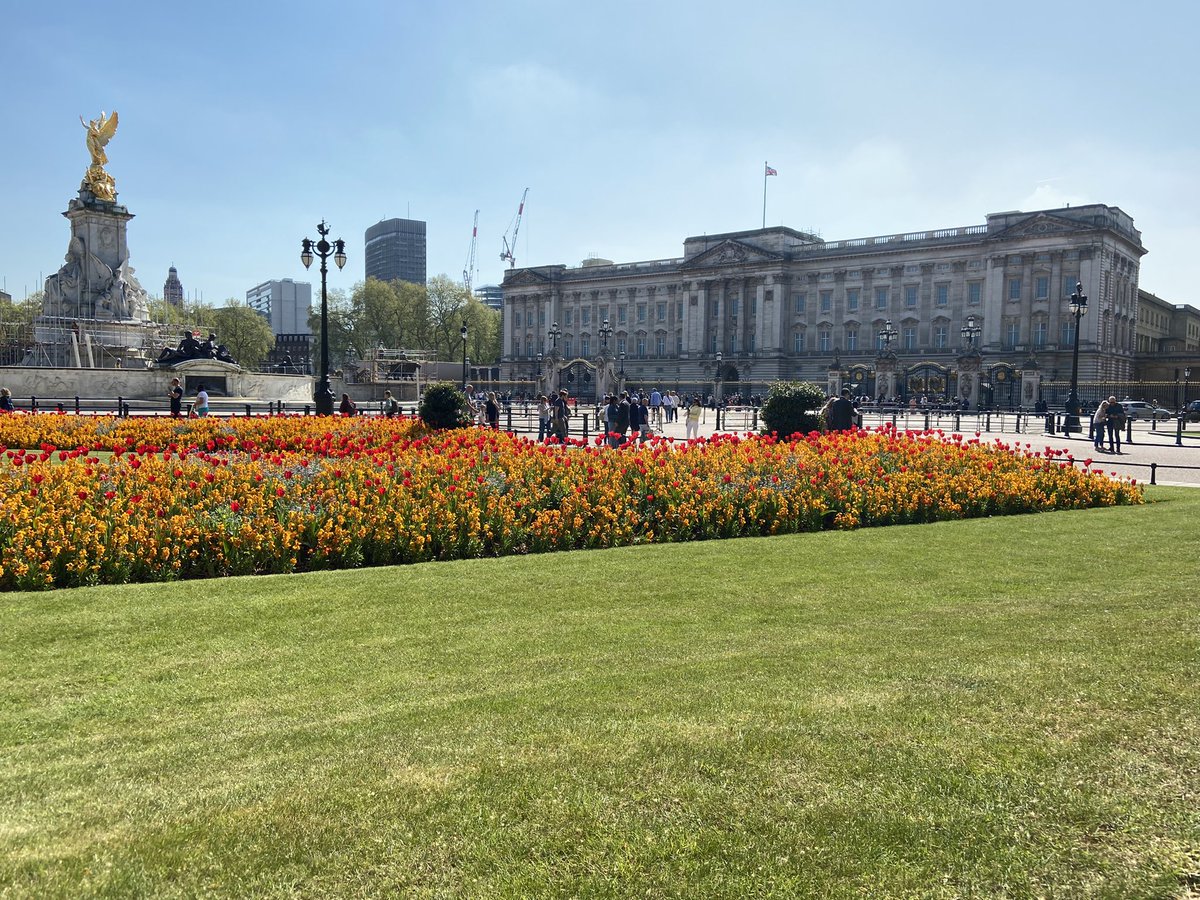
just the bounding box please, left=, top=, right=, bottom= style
left=500, top=204, right=1147, bottom=408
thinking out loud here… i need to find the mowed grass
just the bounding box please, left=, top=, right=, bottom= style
left=1, top=489, right=1198, bottom=898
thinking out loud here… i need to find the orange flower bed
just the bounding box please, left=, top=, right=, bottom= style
left=0, top=414, right=1141, bottom=590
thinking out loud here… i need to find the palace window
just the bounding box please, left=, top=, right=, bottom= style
left=1062, top=275, right=1080, bottom=297
left=581, top=309, right=591, bottom=325
left=539, top=310, right=546, bottom=326
left=635, top=337, right=646, bottom=358
left=637, top=306, right=646, bottom=324
left=820, top=291, right=832, bottom=313
left=565, top=309, right=573, bottom=325
left=656, top=336, right=665, bottom=356
left=712, top=299, right=719, bottom=318
left=731, top=297, right=740, bottom=317
left=903, top=327, right=916, bottom=350
left=847, top=289, right=859, bottom=312
left=935, top=284, right=949, bottom=306
left=905, top=286, right=918, bottom=308
left=1036, top=276, right=1049, bottom=300
left=657, top=303, right=666, bottom=322
left=1033, top=320, right=1048, bottom=348
left=793, top=331, right=805, bottom=353
left=934, top=325, right=948, bottom=349
left=618, top=307, right=627, bottom=324
left=515, top=311, right=522, bottom=328
left=1004, top=321, right=1020, bottom=349
left=710, top=334, right=718, bottom=354
left=875, top=287, right=889, bottom=310
left=847, top=329, right=858, bottom=352
left=819, top=330, right=831, bottom=352
left=581, top=338, right=590, bottom=357
left=617, top=338, right=626, bottom=355
left=968, top=282, right=982, bottom=305
left=565, top=338, right=573, bottom=357
left=749, top=334, right=756, bottom=352
left=794, top=293, right=806, bottom=313
left=1008, top=278, right=1022, bottom=301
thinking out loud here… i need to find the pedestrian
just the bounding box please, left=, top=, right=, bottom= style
left=485, top=391, right=500, bottom=430
left=168, top=378, right=183, bottom=418
left=339, top=393, right=357, bottom=416
left=826, top=388, right=858, bottom=432
left=604, top=394, right=620, bottom=448
left=537, top=394, right=550, bottom=442
left=649, top=387, right=663, bottom=426
left=614, top=391, right=632, bottom=446
left=194, top=383, right=210, bottom=418
left=463, top=383, right=478, bottom=425
left=1105, top=395, right=1125, bottom=453
left=383, top=389, right=399, bottom=417
left=550, top=389, right=571, bottom=441
left=819, top=395, right=837, bottom=432
left=686, top=395, right=703, bottom=439
left=0, top=388, right=13, bottom=413
left=1092, top=399, right=1109, bottom=451
left=628, top=391, right=645, bottom=443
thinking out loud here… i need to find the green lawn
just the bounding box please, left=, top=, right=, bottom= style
left=2, top=489, right=1198, bottom=898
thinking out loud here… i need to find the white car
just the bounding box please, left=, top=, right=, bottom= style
left=1119, top=401, right=1173, bottom=421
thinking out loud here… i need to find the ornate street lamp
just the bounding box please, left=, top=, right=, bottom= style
left=548, top=321, right=562, bottom=355
left=1064, top=282, right=1088, bottom=432
left=599, top=318, right=613, bottom=352
left=715, top=351, right=724, bottom=404
left=300, top=220, right=347, bottom=416
left=618, top=350, right=626, bottom=390
left=878, top=319, right=898, bottom=352
left=960, top=314, right=981, bottom=349
left=1186, top=367, right=1192, bottom=406
left=460, top=321, right=468, bottom=389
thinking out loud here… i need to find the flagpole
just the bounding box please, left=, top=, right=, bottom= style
left=762, top=162, right=768, bottom=228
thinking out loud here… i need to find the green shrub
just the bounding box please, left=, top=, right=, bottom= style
left=760, top=381, right=825, bottom=439
left=419, top=382, right=471, bottom=430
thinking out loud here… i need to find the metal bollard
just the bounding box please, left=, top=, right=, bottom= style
left=75, top=395, right=81, bottom=415
left=30, top=395, right=38, bottom=413
left=506, top=404, right=513, bottom=432
left=116, top=396, right=122, bottom=417
left=304, top=404, right=311, bottom=416
left=985, top=412, right=991, bottom=432
left=1126, top=418, right=1133, bottom=445
left=924, top=412, right=931, bottom=430
left=245, top=403, right=252, bottom=417
left=1150, top=462, right=1158, bottom=485
left=1177, top=415, right=1184, bottom=447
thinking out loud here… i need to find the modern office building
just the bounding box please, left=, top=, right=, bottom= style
left=501, top=204, right=1153, bottom=407
left=163, top=266, right=184, bottom=307
left=365, top=218, right=427, bottom=286
left=246, top=278, right=313, bottom=371
left=474, top=284, right=503, bottom=310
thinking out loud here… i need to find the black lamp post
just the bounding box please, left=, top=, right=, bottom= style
left=618, top=350, right=626, bottom=391
left=300, top=221, right=347, bottom=416
left=715, top=351, right=724, bottom=404
left=549, top=321, right=562, bottom=354
left=960, top=314, right=980, bottom=349
left=599, top=318, right=612, bottom=352
left=878, top=319, right=897, bottom=352
left=460, top=321, right=468, bottom=389
left=1185, top=367, right=1192, bottom=408
left=534, top=351, right=543, bottom=381
left=1064, top=282, right=1088, bottom=432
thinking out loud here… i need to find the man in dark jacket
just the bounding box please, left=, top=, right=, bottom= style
left=827, top=388, right=859, bottom=432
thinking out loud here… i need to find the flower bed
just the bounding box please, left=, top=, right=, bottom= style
left=0, top=415, right=1141, bottom=590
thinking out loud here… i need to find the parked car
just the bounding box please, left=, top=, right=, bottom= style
left=1119, top=401, right=1173, bottom=421
left=1183, top=400, right=1200, bottom=423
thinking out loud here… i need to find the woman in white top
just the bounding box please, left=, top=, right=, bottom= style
left=1091, top=399, right=1109, bottom=450
left=195, top=384, right=210, bottom=417
left=685, top=397, right=703, bottom=440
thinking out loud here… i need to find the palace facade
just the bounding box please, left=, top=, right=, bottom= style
left=500, top=204, right=1147, bottom=407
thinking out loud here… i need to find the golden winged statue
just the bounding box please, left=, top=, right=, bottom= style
left=80, top=110, right=119, bottom=201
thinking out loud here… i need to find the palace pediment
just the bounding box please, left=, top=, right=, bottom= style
left=502, top=268, right=554, bottom=288
left=680, top=239, right=782, bottom=270
left=989, top=213, right=1086, bottom=240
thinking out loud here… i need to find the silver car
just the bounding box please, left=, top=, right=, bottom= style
left=1119, top=401, right=1173, bottom=421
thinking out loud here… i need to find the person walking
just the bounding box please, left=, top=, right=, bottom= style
left=194, top=383, right=210, bottom=418
left=604, top=394, right=620, bottom=448
left=550, top=389, right=571, bottom=441
left=686, top=395, right=703, bottom=439
left=168, top=378, right=183, bottom=418
left=628, top=391, right=646, bottom=443
left=536, top=394, right=551, bottom=442
left=826, top=388, right=858, bottom=432
left=0, top=388, right=13, bottom=413
left=383, top=389, right=399, bottom=417
left=339, top=393, right=357, bottom=416
left=613, top=391, right=632, bottom=447
left=1105, top=395, right=1125, bottom=454
left=484, top=391, right=500, bottom=430
left=1092, top=399, right=1109, bottom=451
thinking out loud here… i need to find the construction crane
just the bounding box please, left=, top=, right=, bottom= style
left=500, top=188, right=529, bottom=269
left=462, top=209, right=479, bottom=292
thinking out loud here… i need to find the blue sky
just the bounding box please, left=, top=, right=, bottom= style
left=4, top=0, right=1198, bottom=306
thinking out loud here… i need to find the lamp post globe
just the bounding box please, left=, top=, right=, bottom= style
left=1063, top=282, right=1088, bottom=432
left=300, top=221, right=346, bottom=416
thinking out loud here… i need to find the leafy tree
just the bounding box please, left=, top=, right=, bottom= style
left=211, top=300, right=275, bottom=369
left=760, top=381, right=825, bottom=439
left=418, top=381, right=471, bottom=430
